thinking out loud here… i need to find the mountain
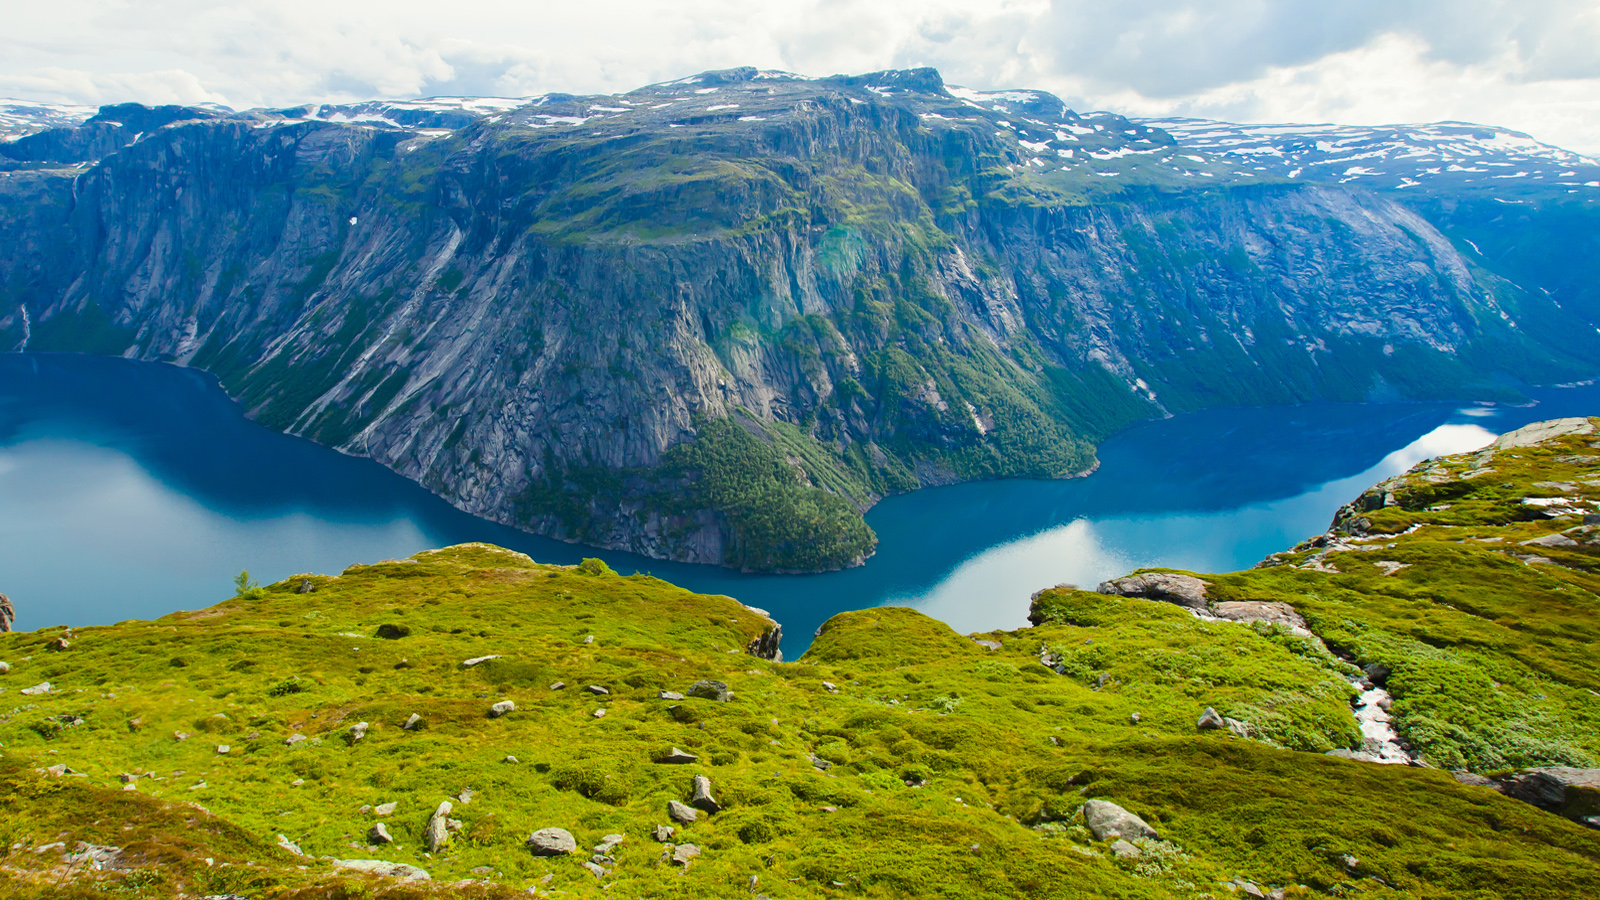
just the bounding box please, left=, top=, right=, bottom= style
left=1135, top=118, right=1600, bottom=193
left=1, top=418, right=1597, bottom=898
left=2, top=68, right=1598, bottom=571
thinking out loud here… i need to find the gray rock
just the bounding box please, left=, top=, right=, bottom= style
left=526, top=827, right=578, bottom=856
left=550, top=681, right=566, bottom=690
left=1082, top=799, right=1159, bottom=841
left=1452, top=772, right=1498, bottom=788
left=1522, top=533, right=1579, bottom=549
left=0, top=593, right=12, bottom=632
left=1109, top=839, right=1142, bottom=859
left=1211, top=600, right=1308, bottom=632
left=0, top=661, right=10, bottom=675
left=1097, top=573, right=1209, bottom=609
left=1197, top=707, right=1226, bottom=730
left=402, top=713, right=422, bottom=731
left=457, top=788, right=473, bottom=804
left=20, top=682, right=52, bottom=695
left=659, top=746, right=699, bottom=764
left=1224, top=717, right=1251, bottom=739
left=348, top=721, right=369, bottom=742
left=1499, top=767, right=1600, bottom=812
left=652, top=824, right=675, bottom=842
left=277, top=834, right=303, bottom=856
left=374, top=801, right=398, bottom=816
left=1491, top=418, right=1595, bottom=450
left=1363, top=663, right=1392, bottom=685
left=488, top=700, right=515, bottom=718
left=369, top=822, right=393, bottom=844
left=594, top=833, right=625, bottom=854
left=285, top=733, right=306, bottom=746
left=584, top=684, right=610, bottom=695
left=331, top=859, right=429, bottom=881
left=296, top=579, right=316, bottom=594
left=461, top=654, right=502, bottom=667
left=581, top=860, right=607, bottom=877
left=972, top=639, right=1002, bottom=651
left=687, top=680, right=731, bottom=702
left=671, top=844, right=701, bottom=866
left=424, top=800, right=453, bottom=853
left=658, top=691, right=685, bottom=700
left=689, top=774, right=721, bottom=813
left=667, top=800, right=699, bottom=824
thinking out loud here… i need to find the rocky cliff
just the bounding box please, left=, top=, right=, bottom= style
left=2, top=68, right=1596, bottom=570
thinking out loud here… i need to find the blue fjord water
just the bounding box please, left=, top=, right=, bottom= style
left=3, top=352, right=1598, bottom=657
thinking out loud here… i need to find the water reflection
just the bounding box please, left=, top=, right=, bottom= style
left=2, top=351, right=1596, bottom=656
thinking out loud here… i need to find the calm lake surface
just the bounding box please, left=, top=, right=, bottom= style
left=3, top=352, right=1598, bottom=656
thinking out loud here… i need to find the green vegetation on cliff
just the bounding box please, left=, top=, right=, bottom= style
left=2, top=422, right=1600, bottom=898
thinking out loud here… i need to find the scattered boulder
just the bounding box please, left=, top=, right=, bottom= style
left=347, top=721, right=369, bottom=743
left=20, top=682, right=52, bottom=696
left=374, top=801, right=398, bottom=816
left=593, top=708, right=606, bottom=718
left=462, top=655, right=502, bottom=667
left=526, top=827, right=578, bottom=856
left=374, top=623, right=411, bottom=639
left=369, top=822, right=393, bottom=844
left=216, top=744, right=230, bottom=754
left=1082, top=799, right=1159, bottom=841
left=1362, top=663, right=1392, bottom=686
left=687, top=680, right=731, bottom=702
left=457, top=788, right=474, bottom=804
left=581, top=860, right=607, bottom=877
left=1210, top=601, right=1308, bottom=632
left=1197, top=707, right=1225, bottom=730
left=45, top=764, right=67, bottom=777
left=402, top=713, right=422, bottom=731
left=689, top=774, right=721, bottom=813
left=1522, top=533, right=1579, bottom=549
left=652, top=825, right=675, bottom=843
left=550, top=681, right=567, bottom=690
left=670, top=844, right=701, bottom=866
left=47, top=636, right=70, bottom=651
left=488, top=700, right=515, bottom=718
left=1109, top=839, right=1142, bottom=860
left=277, top=835, right=304, bottom=856
left=658, top=691, right=685, bottom=701
left=424, top=801, right=453, bottom=852
left=1499, top=767, right=1600, bottom=821
left=746, top=625, right=783, bottom=661
left=667, top=800, right=698, bottom=824
left=296, top=580, right=316, bottom=594
left=584, top=684, right=610, bottom=695
left=331, top=859, right=429, bottom=881
left=972, top=639, right=1002, bottom=651
left=0, top=661, right=10, bottom=674
left=1097, top=573, right=1209, bottom=609
left=285, top=733, right=306, bottom=746
left=659, top=747, right=700, bottom=764
left=594, top=834, right=625, bottom=854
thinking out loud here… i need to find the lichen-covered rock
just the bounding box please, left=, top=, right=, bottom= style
left=687, top=680, right=731, bottom=702
left=667, top=800, right=698, bottom=824
left=526, top=827, right=578, bottom=856
left=1082, top=799, right=1159, bottom=841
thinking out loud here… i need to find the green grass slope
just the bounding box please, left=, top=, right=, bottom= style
left=3, top=425, right=1600, bottom=898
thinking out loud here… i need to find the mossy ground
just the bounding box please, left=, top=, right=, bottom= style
left=4, top=428, right=1600, bottom=897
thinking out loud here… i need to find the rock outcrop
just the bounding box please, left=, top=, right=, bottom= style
left=1097, top=574, right=1209, bottom=609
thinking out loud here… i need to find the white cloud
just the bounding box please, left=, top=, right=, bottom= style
left=3, top=1, right=1598, bottom=154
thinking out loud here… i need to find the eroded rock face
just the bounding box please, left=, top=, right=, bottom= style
left=0, top=593, right=13, bottom=632
left=1082, top=799, right=1159, bottom=841
left=1097, top=574, right=1209, bottom=609
left=1, top=72, right=1571, bottom=572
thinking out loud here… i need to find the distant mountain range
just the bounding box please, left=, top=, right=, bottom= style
left=3, top=68, right=1598, bottom=571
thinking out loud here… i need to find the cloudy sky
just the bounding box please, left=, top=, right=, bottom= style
left=6, top=0, right=1600, bottom=154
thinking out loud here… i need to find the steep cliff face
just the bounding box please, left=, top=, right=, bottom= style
left=2, top=68, right=1595, bottom=570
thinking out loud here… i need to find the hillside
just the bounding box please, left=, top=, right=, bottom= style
left=2, top=69, right=1598, bottom=571
left=1, top=417, right=1597, bottom=898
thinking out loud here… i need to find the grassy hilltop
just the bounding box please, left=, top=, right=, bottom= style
left=1, top=421, right=1599, bottom=898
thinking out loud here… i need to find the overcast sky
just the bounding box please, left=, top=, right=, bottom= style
left=5, top=0, right=1600, bottom=154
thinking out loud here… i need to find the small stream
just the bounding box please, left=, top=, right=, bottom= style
left=1346, top=679, right=1418, bottom=765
